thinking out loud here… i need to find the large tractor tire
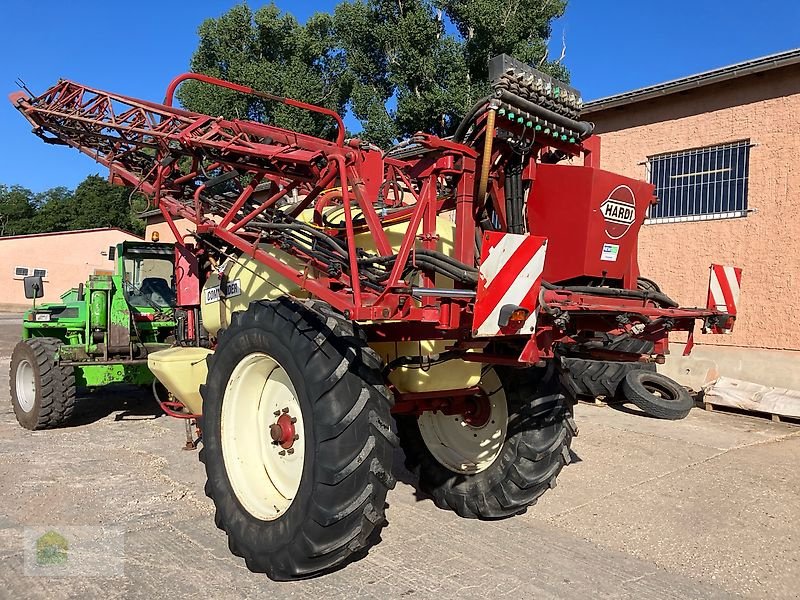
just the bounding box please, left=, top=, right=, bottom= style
left=561, top=336, right=656, bottom=400
left=396, top=367, right=575, bottom=519
left=637, top=276, right=662, bottom=294
left=199, top=298, right=397, bottom=580
left=561, top=358, right=655, bottom=400
left=9, top=338, right=76, bottom=430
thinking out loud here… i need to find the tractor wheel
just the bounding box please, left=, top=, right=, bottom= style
left=561, top=358, right=655, bottom=400
left=396, top=367, right=575, bottom=519
left=9, top=338, right=76, bottom=430
left=199, top=298, right=396, bottom=580
left=620, top=371, right=694, bottom=420
left=637, top=276, right=662, bottom=294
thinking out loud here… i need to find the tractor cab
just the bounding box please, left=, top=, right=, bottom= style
left=116, top=241, right=177, bottom=311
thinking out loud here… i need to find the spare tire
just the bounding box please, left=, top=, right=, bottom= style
left=620, top=371, right=694, bottom=420
left=637, top=277, right=662, bottom=294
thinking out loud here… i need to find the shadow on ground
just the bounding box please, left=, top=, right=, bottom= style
left=66, top=384, right=164, bottom=427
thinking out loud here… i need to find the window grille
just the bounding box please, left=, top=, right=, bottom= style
left=646, top=140, right=751, bottom=223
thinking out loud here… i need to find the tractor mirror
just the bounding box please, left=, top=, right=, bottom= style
left=24, top=275, right=44, bottom=299
left=108, top=246, right=116, bottom=261
left=77, top=282, right=85, bottom=302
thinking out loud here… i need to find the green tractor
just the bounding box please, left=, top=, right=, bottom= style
left=9, top=241, right=177, bottom=429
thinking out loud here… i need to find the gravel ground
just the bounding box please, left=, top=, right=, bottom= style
left=1, top=314, right=798, bottom=599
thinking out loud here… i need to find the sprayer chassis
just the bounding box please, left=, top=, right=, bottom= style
left=12, top=74, right=729, bottom=370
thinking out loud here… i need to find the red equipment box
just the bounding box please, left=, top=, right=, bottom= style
left=527, top=163, right=656, bottom=287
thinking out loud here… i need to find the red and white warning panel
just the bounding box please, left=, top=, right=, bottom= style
left=706, top=264, right=742, bottom=333
left=474, top=232, right=548, bottom=337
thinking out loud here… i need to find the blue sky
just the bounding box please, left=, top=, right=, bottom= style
left=1, top=0, right=798, bottom=192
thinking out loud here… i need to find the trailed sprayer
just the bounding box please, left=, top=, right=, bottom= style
left=10, top=54, right=740, bottom=579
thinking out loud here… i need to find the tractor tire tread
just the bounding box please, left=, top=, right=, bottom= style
left=200, top=297, right=395, bottom=580
left=9, top=337, right=76, bottom=430
left=397, top=370, right=573, bottom=520
left=562, top=357, right=655, bottom=400
left=620, top=370, right=694, bottom=420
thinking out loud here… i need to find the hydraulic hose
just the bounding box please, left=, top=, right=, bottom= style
left=452, top=94, right=493, bottom=143
left=541, top=281, right=679, bottom=308
left=496, top=89, right=594, bottom=139
left=476, top=107, right=497, bottom=203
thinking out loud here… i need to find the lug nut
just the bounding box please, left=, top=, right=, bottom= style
left=273, top=410, right=281, bottom=417
left=282, top=407, right=289, bottom=413
left=278, top=450, right=286, bottom=456
left=293, top=434, right=300, bottom=441
left=290, top=417, right=297, bottom=424
left=286, top=448, right=294, bottom=455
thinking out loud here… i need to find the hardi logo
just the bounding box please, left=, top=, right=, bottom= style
left=599, top=185, right=637, bottom=240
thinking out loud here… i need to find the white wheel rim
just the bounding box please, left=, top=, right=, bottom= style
left=220, top=352, right=305, bottom=521
left=418, top=368, right=508, bottom=474
left=15, top=359, right=36, bottom=413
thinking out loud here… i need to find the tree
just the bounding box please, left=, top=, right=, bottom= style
left=0, top=185, right=36, bottom=236
left=436, top=0, right=568, bottom=84
left=176, top=3, right=352, bottom=141
left=0, top=176, right=145, bottom=238
left=180, top=1, right=569, bottom=148
left=31, top=186, right=74, bottom=233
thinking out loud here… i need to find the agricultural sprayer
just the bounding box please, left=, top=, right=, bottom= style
left=9, top=54, right=740, bottom=579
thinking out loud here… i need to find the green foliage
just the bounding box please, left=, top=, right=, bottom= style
left=180, top=1, right=568, bottom=148
left=0, top=175, right=146, bottom=238
left=0, top=185, right=36, bottom=235
left=437, top=0, right=569, bottom=83
left=176, top=3, right=352, bottom=141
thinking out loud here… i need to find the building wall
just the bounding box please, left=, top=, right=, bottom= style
left=0, top=229, right=141, bottom=309
left=588, top=67, right=800, bottom=351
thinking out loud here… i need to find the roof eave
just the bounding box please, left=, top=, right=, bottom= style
left=582, top=48, right=800, bottom=114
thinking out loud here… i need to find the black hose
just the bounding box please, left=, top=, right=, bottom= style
left=496, top=89, right=594, bottom=139
left=541, top=280, right=679, bottom=308
left=357, top=249, right=478, bottom=286
left=505, top=166, right=516, bottom=233
left=513, top=165, right=524, bottom=234
left=359, top=249, right=476, bottom=273
left=415, top=249, right=477, bottom=273
left=452, top=95, right=493, bottom=143
left=251, top=221, right=349, bottom=257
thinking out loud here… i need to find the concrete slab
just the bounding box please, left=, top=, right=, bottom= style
left=661, top=343, right=800, bottom=391
left=546, top=430, right=800, bottom=598
left=1, top=321, right=798, bottom=598
left=577, top=401, right=797, bottom=450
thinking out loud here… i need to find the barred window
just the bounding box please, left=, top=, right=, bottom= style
left=646, top=140, right=751, bottom=223
left=33, top=268, right=47, bottom=279
left=13, top=266, right=29, bottom=279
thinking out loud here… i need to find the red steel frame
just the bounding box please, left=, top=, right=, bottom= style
left=9, top=74, right=731, bottom=366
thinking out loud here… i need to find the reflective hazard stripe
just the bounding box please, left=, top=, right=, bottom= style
left=474, top=232, right=548, bottom=337
left=706, top=264, right=742, bottom=334
left=708, top=264, right=741, bottom=315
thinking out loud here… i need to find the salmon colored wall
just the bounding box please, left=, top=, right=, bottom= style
left=587, top=67, right=800, bottom=351
left=0, top=229, right=141, bottom=308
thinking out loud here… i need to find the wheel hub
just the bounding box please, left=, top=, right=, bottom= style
left=417, top=369, right=509, bottom=474
left=461, top=393, right=492, bottom=428
left=270, top=412, right=298, bottom=449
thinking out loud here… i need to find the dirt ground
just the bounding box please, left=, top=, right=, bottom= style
left=0, top=314, right=798, bottom=599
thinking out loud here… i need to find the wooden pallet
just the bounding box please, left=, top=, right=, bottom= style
left=701, top=400, right=800, bottom=425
